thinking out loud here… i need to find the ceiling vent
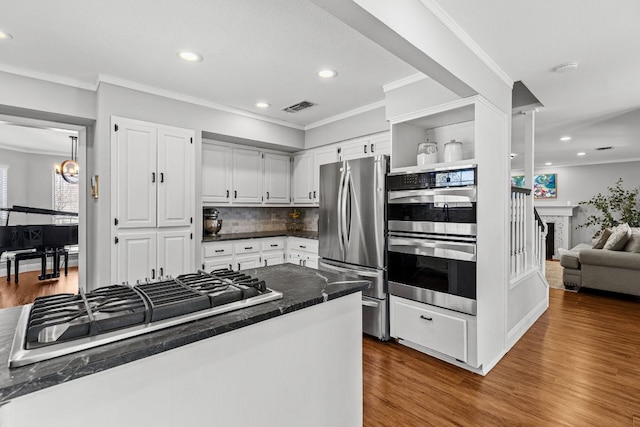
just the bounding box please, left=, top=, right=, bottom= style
left=595, top=146, right=614, bottom=151
left=282, top=101, right=315, bottom=113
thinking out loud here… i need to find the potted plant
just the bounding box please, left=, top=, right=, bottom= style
left=577, top=178, right=640, bottom=237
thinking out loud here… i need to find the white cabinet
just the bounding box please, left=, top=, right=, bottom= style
left=114, top=119, right=193, bottom=229
left=202, top=143, right=232, bottom=203
left=202, top=237, right=287, bottom=272
left=112, top=117, right=195, bottom=285
left=390, top=296, right=469, bottom=363
left=203, top=141, right=291, bottom=206
left=263, top=153, right=291, bottom=204
left=292, top=147, right=338, bottom=206
left=232, top=148, right=263, bottom=203
left=157, top=229, right=192, bottom=278
left=115, top=222, right=192, bottom=284
left=312, top=146, right=338, bottom=204
left=292, top=153, right=314, bottom=204
left=390, top=98, right=482, bottom=172
left=287, top=237, right=319, bottom=269
left=338, top=132, right=390, bottom=161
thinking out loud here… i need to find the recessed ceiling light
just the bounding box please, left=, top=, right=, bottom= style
left=560, top=136, right=571, bottom=141
left=255, top=102, right=270, bottom=109
left=577, top=152, right=586, bottom=156
left=0, top=30, right=13, bottom=40
left=545, top=162, right=553, bottom=166
left=553, top=62, right=578, bottom=73
left=317, top=69, right=338, bottom=79
left=176, top=51, right=203, bottom=62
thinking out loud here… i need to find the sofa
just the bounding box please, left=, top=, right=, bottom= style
left=560, top=224, right=640, bottom=296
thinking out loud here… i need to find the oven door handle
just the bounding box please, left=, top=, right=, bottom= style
left=387, top=238, right=476, bottom=262
left=387, top=188, right=477, bottom=204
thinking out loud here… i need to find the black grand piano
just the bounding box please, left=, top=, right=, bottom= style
left=1, top=205, right=78, bottom=283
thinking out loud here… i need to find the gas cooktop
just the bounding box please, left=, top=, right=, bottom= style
left=9, top=269, right=282, bottom=368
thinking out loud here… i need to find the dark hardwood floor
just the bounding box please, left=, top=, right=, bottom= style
left=363, top=289, right=640, bottom=426
left=0, top=267, right=78, bottom=309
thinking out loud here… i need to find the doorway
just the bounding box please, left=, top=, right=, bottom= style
left=0, top=114, right=87, bottom=307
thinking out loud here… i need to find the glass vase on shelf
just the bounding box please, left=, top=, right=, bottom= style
left=287, top=209, right=303, bottom=231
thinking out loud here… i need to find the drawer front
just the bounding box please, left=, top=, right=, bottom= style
left=234, top=240, right=260, bottom=254
left=288, top=238, right=318, bottom=254
left=203, top=242, right=234, bottom=258
left=204, top=257, right=234, bottom=272
left=390, top=296, right=467, bottom=362
left=261, top=238, right=286, bottom=252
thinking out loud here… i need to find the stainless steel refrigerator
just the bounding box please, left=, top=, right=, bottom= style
left=318, top=155, right=389, bottom=340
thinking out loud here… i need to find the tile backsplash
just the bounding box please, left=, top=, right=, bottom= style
left=208, top=207, right=319, bottom=234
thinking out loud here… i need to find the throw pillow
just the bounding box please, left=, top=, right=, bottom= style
left=592, top=228, right=612, bottom=249
left=624, top=227, right=640, bottom=253
left=603, top=223, right=632, bottom=251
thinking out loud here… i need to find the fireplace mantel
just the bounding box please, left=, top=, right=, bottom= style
left=534, top=205, right=579, bottom=217
left=534, top=205, right=579, bottom=259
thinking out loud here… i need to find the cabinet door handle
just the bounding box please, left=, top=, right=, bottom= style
left=237, top=263, right=240, bottom=271
left=151, top=269, right=155, bottom=280
left=244, top=246, right=253, bottom=250
left=152, top=172, right=156, bottom=183
left=313, top=190, right=316, bottom=199
left=364, top=144, right=367, bottom=153
left=214, top=249, right=224, bottom=253
left=264, top=259, right=268, bottom=267
left=299, top=245, right=306, bottom=249
left=226, top=190, right=230, bottom=198
left=160, top=172, right=164, bottom=183
left=308, top=192, right=312, bottom=199
left=229, top=264, right=232, bottom=271
left=159, top=267, right=164, bottom=277
left=371, top=143, right=374, bottom=153
left=270, top=244, right=278, bottom=247
left=420, top=315, right=433, bottom=321
left=303, top=260, right=307, bottom=266
left=234, top=190, right=238, bottom=199
left=266, top=191, right=270, bottom=199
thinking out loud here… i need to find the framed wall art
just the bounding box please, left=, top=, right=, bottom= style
left=511, top=173, right=557, bottom=199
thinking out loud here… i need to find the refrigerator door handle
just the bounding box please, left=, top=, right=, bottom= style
left=337, top=164, right=347, bottom=256
left=318, top=259, right=381, bottom=278
left=343, top=166, right=353, bottom=251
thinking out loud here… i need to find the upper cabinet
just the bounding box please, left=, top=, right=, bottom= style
left=390, top=98, right=479, bottom=172
left=202, top=141, right=291, bottom=206
left=114, top=118, right=194, bottom=229
left=263, top=153, right=291, bottom=204
left=232, top=148, right=263, bottom=203
left=338, top=132, right=390, bottom=161
left=292, top=146, right=338, bottom=206
left=202, top=144, right=232, bottom=203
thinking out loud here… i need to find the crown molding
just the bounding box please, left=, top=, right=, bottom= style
left=0, top=64, right=97, bottom=91
left=304, top=100, right=385, bottom=130
left=419, top=0, right=513, bottom=88
left=382, top=73, right=429, bottom=93
left=97, top=75, right=305, bottom=130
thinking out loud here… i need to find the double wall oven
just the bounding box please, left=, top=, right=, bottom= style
left=386, top=166, right=478, bottom=315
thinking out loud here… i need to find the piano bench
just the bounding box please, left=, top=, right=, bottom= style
left=5, top=250, right=46, bottom=284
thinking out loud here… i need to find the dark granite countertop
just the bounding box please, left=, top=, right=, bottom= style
left=0, top=264, right=368, bottom=403
left=202, top=230, right=318, bottom=242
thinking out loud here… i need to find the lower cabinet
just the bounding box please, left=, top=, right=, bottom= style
left=287, top=237, right=319, bottom=269
left=116, top=228, right=192, bottom=284
left=390, top=295, right=471, bottom=364
left=202, top=237, right=287, bottom=272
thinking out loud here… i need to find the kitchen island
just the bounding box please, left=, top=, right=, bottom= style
left=0, top=264, right=369, bottom=427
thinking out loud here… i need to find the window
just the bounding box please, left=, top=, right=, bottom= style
left=52, top=172, right=79, bottom=224
left=0, top=165, right=7, bottom=224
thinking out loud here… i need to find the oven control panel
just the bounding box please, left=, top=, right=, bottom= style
left=387, top=167, right=476, bottom=190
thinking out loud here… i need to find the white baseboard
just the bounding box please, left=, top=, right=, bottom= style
left=506, top=296, right=548, bottom=348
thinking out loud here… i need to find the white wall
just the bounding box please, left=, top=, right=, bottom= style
left=516, top=161, right=640, bottom=246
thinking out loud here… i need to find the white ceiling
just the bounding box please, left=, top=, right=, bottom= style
left=1, top=0, right=639, bottom=168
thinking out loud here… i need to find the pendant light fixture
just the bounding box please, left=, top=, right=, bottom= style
left=59, top=135, right=79, bottom=184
